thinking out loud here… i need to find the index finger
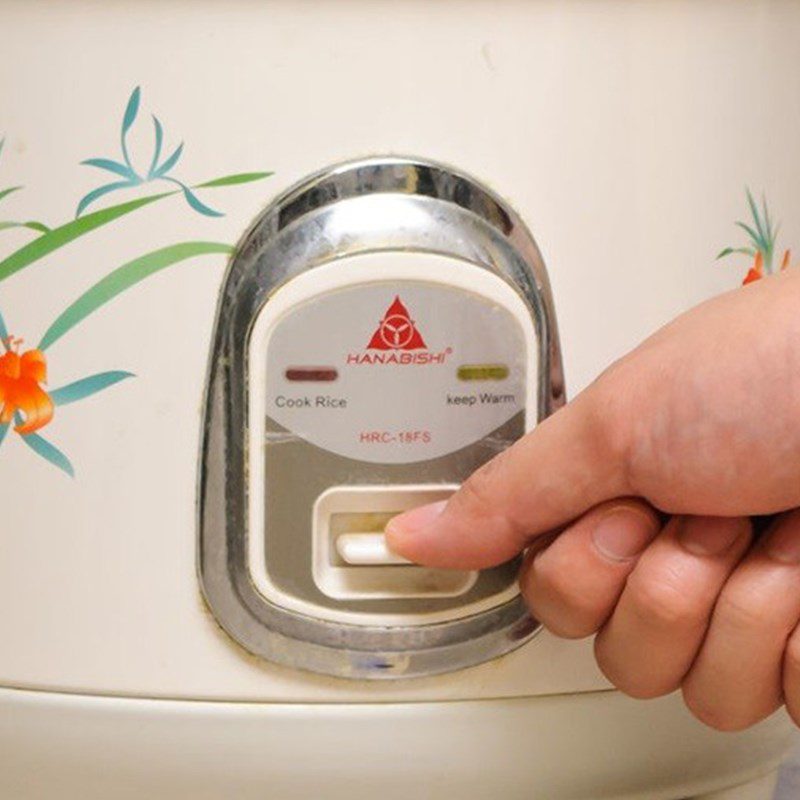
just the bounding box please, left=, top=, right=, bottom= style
left=385, top=386, right=631, bottom=569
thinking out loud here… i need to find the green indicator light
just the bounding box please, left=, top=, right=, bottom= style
left=457, top=364, right=510, bottom=382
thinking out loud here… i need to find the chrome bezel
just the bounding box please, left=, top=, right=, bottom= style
left=198, top=157, right=565, bottom=679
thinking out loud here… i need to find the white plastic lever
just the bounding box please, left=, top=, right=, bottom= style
left=336, top=533, right=411, bottom=566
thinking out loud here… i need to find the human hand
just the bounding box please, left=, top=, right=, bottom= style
left=386, top=269, right=800, bottom=731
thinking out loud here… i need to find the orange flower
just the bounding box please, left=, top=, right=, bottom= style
left=742, top=252, right=764, bottom=285
left=0, top=338, right=54, bottom=434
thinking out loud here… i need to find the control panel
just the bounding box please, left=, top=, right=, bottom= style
left=199, top=157, right=564, bottom=679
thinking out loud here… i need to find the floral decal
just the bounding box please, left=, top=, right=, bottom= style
left=0, top=337, right=53, bottom=434
left=718, top=189, right=793, bottom=284
left=0, top=87, right=272, bottom=476
left=78, top=86, right=225, bottom=219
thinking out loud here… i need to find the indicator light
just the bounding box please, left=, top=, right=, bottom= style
left=285, top=367, right=339, bottom=382
left=457, top=364, right=510, bottom=382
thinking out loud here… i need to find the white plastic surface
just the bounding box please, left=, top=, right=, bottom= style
left=336, top=531, right=412, bottom=567
left=336, top=533, right=409, bottom=565
left=1, top=0, right=800, bottom=712
left=694, top=774, right=779, bottom=800
left=0, top=686, right=791, bottom=800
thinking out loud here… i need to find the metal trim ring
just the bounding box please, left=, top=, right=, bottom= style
left=198, top=157, right=565, bottom=679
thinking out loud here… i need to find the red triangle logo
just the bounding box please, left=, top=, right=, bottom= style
left=366, top=296, right=427, bottom=351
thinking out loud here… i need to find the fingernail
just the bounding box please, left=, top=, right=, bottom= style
left=764, top=519, right=800, bottom=564
left=591, top=506, right=659, bottom=562
left=385, top=501, right=448, bottom=542
left=679, top=516, right=748, bottom=557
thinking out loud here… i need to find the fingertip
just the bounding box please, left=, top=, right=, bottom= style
left=386, top=498, right=522, bottom=570
left=384, top=501, right=447, bottom=559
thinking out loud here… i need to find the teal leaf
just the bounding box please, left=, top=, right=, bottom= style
left=763, top=197, right=780, bottom=249
left=81, top=158, right=138, bottom=181
left=122, top=87, right=141, bottom=135
left=763, top=196, right=774, bottom=239
left=76, top=180, right=138, bottom=218
left=121, top=87, right=141, bottom=172
left=0, top=186, right=22, bottom=204
left=0, top=307, right=7, bottom=343
left=50, top=371, right=134, bottom=406
left=153, top=142, right=184, bottom=178
left=197, top=172, right=274, bottom=188
left=14, top=414, right=75, bottom=477
left=180, top=185, right=223, bottom=217
left=736, top=220, right=764, bottom=249
left=39, top=241, right=233, bottom=350
left=0, top=137, right=4, bottom=160
left=0, top=189, right=174, bottom=284
left=746, top=188, right=768, bottom=247
left=0, top=423, right=8, bottom=452
left=148, top=116, right=164, bottom=179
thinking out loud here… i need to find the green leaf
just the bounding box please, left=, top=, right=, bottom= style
left=0, top=190, right=174, bottom=285
left=197, top=171, right=274, bottom=188
left=0, top=221, right=50, bottom=234
left=23, top=221, right=50, bottom=234
left=38, top=241, right=233, bottom=350
left=50, top=370, right=134, bottom=406
left=717, top=246, right=755, bottom=260
left=0, top=307, right=7, bottom=343
left=0, top=422, right=8, bottom=452
left=0, top=186, right=22, bottom=204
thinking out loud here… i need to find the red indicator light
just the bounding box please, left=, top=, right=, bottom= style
left=285, top=367, right=339, bottom=382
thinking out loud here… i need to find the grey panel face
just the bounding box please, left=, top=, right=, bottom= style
left=199, top=157, right=565, bottom=679
left=263, top=414, right=525, bottom=616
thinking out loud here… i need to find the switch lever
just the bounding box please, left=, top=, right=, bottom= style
left=336, top=533, right=410, bottom=566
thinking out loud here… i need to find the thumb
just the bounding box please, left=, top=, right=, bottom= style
left=385, top=385, right=631, bottom=569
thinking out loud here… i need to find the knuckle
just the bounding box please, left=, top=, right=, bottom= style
left=682, top=687, right=746, bottom=732
left=453, top=462, right=498, bottom=520
left=593, top=638, right=679, bottom=699
left=602, top=667, right=675, bottom=700
left=522, top=556, right=602, bottom=639
left=682, top=682, right=779, bottom=733
left=588, top=361, right=640, bottom=488
left=626, top=572, right=704, bottom=630
left=715, top=586, right=774, bottom=633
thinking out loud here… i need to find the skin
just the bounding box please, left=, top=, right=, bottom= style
left=386, top=268, right=800, bottom=732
